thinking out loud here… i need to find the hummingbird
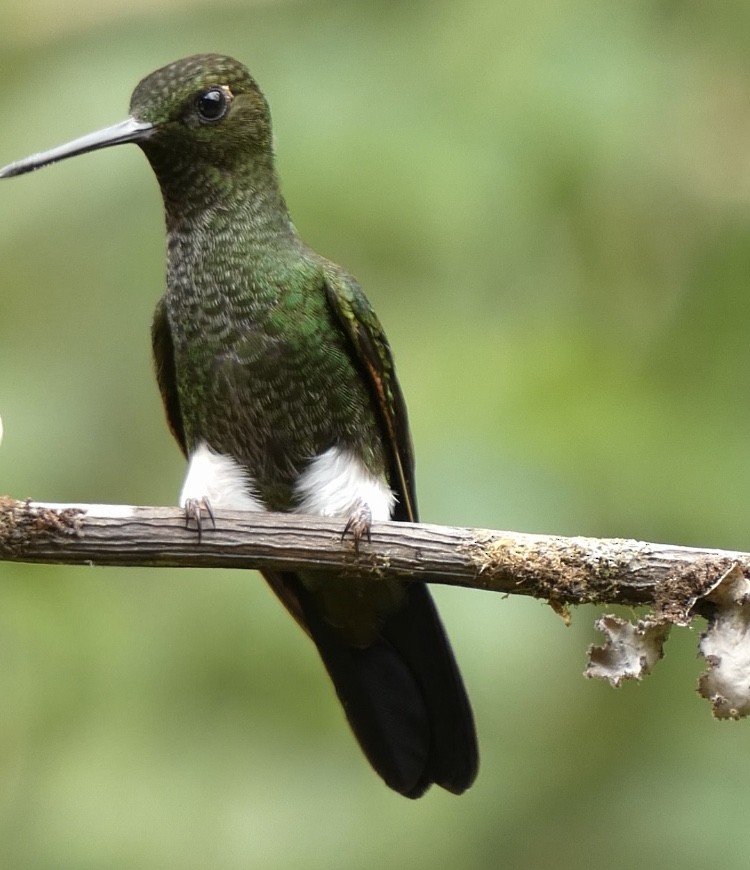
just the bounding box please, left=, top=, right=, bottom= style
left=0, top=54, right=478, bottom=797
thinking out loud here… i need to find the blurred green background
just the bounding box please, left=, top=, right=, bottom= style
left=2, top=0, right=750, bottom=867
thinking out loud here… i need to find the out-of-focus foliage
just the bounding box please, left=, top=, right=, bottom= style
left=2, top=1, right=750, bottom=867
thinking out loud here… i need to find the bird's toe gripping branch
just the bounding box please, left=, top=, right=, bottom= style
left=342, top=500, right=373, bottom=552
left=183, top=496, right=216, bottom=542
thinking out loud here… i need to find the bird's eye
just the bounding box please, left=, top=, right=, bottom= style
left=195, top=88, right=229, bottom=122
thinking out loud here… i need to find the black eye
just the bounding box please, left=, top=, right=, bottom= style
left=196, top=88, right=229, bottom=122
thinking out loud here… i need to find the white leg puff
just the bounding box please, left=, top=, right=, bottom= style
left=293, top=445, right=395, bottom=521
left=179, top=441, right=264, bottom=512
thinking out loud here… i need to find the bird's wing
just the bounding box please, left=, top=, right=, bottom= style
left=323, top=268, right=417, bottom=523
left=151, top=297, right=188, bottom=456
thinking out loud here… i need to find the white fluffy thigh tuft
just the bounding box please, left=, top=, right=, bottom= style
left=294, top=446, right=395, bottom=520
left=179, top=441, right=264, bottom=511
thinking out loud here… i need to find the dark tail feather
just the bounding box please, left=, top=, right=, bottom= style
left=266, top=571, right=478, bottom=797
left=378, top=583, right=478, bottom=795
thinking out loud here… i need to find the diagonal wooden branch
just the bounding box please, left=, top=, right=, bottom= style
left=0, top=496, right=742, bottom=620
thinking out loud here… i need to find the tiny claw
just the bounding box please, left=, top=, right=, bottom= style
left=183, top=496, right=216, bottom=542
left=342, top=502, right=372, bottom=553
left=203, top=497, right=216, bottom=528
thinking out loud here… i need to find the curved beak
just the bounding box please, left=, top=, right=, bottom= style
left=0, top=117, right=154, bottom=178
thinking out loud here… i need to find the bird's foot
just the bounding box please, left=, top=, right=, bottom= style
left=342, top=501, right=372, bottom=553
left=183, top=496, right=216, bottom=542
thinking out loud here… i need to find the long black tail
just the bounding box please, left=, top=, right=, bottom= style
left=266, top=571, right=478, bottom=797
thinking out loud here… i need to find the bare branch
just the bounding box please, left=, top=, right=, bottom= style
left=0, top=496, right=740, bottom=618
left=6, top=496, right=750, bottom=716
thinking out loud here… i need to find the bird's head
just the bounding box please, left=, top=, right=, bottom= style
left=0, top=54, right=274, bottom=186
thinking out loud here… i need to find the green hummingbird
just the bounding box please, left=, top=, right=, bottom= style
left=0, top=54, right=478, bottom=797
